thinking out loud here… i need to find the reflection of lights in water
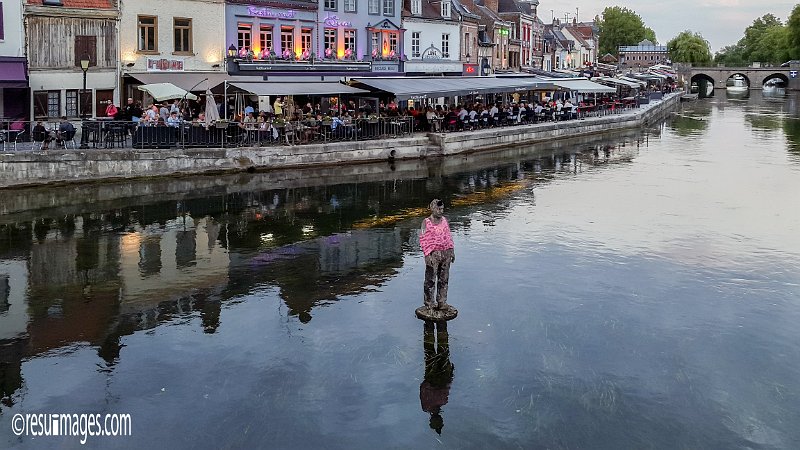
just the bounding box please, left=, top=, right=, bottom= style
left=121, top=232, right=142, bottom=254
left=302, top=225, right=315, bottom=236
left=260, top=233, right=274, bottom=244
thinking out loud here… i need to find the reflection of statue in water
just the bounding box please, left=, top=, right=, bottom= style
left=420, top=320, right=454, bottom=434
left=419, top=199, right=455, bottom=311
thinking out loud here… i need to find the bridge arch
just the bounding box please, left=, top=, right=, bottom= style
left=690, top=73, right=716, bottom=97
left=762, top=72, right=789, bottom=87
left=725, top=72, right=751, bottom=88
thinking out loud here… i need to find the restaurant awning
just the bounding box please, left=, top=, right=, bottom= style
left=619, top=76, right=648, bottom=87
left=550, top=78, right=616, bottom=93
left=593, top=77, right=642, bottom=89
left=227, top=81, right=368, bottom=96
left=126, top=72, right=249, bottom=92
left=350, top=76, right=554, bottom=101
left=0, top=57, right=28, bottom=88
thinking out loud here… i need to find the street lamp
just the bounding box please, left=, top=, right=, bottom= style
left=80, top=54, right=90, bottom=118
left=79, top=54, right=90, bottom=148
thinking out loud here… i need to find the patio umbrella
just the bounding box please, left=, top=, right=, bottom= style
left=137, top=83, right=198, bottom=101
left=205, top=89, right=220, bottom=122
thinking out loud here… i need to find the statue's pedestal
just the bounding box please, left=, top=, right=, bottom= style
left=415, top=305, right=458, bottom=321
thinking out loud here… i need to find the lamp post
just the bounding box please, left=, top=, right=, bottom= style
left=79, top=54, right=90, bottom=148
left=80, top=54, right=90, bottom=118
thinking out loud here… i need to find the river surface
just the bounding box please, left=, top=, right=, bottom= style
left=1, top=91, right=800, bottom=449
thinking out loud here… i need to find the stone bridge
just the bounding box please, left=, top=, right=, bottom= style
left=687, top=66, right=800, bottom=90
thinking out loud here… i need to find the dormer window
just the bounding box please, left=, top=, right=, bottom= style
left=441, top=0, right=451, bottom=18
left=411, top=0, right=421, bottom=15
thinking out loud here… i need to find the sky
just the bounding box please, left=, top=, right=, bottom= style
left=551, top=0, right=798, bottom=52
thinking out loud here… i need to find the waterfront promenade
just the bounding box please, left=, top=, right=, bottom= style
left=0, top=93, right=680, bottom=188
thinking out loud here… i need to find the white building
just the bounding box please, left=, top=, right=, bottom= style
left=25, top=0, right=119, bottom=120
left=119, top=0, right=226, bottom=102
left=402, top=0, right=463, bottom=76
left=0, top=0, right=28, bottom=120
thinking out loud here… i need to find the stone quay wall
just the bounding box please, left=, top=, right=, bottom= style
left=0, top=93, right=681, bottom=188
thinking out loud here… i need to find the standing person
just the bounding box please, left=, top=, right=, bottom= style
left=419, top=199, right=455, bottom=310
left=105, top=100, right=118, bottom=118
left=273, top=96, right=284, bottom=118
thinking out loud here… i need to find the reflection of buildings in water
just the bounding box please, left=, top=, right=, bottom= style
left=233, top=228, right=407, bottom=323
left=0, top=260, right=29, bottom=341
left=420, top=321, right=454, bottom=435
left=118, top=217, right=230, bottom=311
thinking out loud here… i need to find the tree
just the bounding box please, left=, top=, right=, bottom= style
left=714, top=44, right=746, bottom=66
left=597, top=6, right=657, bottom=56
left=788, top=4, right=800, bottom=59
left=668, top=31, right=712, bottom=65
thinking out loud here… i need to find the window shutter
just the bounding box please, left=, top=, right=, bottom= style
left=0, top=3, right=5, bottom=41
left=74, top=36, right=84, bottom=67
left=87, top=36, right=97, bottom=66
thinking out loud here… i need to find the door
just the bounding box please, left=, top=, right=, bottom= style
left=95, top=89, right=114, bottom=118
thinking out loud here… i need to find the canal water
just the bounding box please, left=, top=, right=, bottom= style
left=2, top=91, right=800, bottom=449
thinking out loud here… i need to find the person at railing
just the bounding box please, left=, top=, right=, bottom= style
left=166, top=111, right=182, bottom=127
left=489, top=103, right=499, bottom=127
left=564, top=99, right=575, bottom=120
left=194, top=112, right=207, bottom=127
left=330, top=112, right=345, bottom=138
left=105, top=100, right=118, bottom=118
left=425, top=106, right=438, bottom=132
left=144, top=104, right=158, bottom=125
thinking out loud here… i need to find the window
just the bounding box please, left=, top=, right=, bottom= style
left=74, top=35, right=97, bottom=67
left=368, top=0, right=380, bottom=14
left=137, top=16, right=157, bottom=52
left=382, top=0, right=394, bottom=16
left=324, top=0, right=336, bottom=10
left=0, top=2, right=5, bottom=41
left=371, top=31, right=379, bottom=55
left=411, top=0, right=421, bottom=15
left=388, top=31, right=398, bottom=52
left=34, top=91, right=60, bottom=119
left=411, top=32, right=420, bottom=57
left=300, top=28, right=312, bottom=54
left=259, top=26, right=273, bottom=54
left=66, top=90, right=78, bottom=117
left=281, top=27, right=294, bottom=55
left=441, top=0, right=450, bottom=18
left=344, top=0, right=356, bottom=12
left=441, top=33, right=449, bottom=57
left=343, top=29, right=356, bottom=56
left=237, top=23, right=251, bottom=51
left=324, top=28, right=337, bottom=57
left=173, top=18, right=192, bottom=53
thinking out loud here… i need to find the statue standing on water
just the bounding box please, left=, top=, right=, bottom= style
left=419, top=199, right=455, bottom=313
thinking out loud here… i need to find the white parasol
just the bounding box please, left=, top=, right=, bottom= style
left=205, top=89, right=221, bottom=123
left=137, top=83, right=198, bottom=101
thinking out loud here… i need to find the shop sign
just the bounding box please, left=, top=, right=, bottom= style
left=323, top=14, right=352, bottom=28
left=247, top=6, right=297, bottom=19
left=146, top=57, right=184, bottom=72
left=372, top=63, right=399, bottom=72
left=462, top=63, right=478, bottom=76
left=791, top=70, right=798, bottom=79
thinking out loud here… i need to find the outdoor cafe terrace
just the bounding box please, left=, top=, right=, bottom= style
left=1, top=76, right=672, bottom=151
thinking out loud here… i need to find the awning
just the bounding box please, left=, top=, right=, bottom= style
left=137, top=83, right=198, bottom=101
left=350, top=76, right=554, bottom=101
left=593, top=77, right=642, bottom=89
left=126, top=72, right=248, bottom=92
left=0, top=58, right=28, bottom=88
left=619, top=76, right=648, bottom=87
left=227, top=81, right=368, bottom=96
left=550, top=78, right=616, bottom=93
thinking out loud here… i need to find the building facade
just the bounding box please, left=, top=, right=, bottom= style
left=119, top=0, right=226, bottom=98
left=402, top=0, right=462, bottom=76
left=618, top=40, right=668, bottom=69
left=0, top=0, right=29, bottom=121
left=224, top=0, right=404, bottom=76
left=25, top=0, right=119, bottom=120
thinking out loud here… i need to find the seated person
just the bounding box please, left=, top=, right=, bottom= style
left=32, top=121, right=53, bottom=150
left=166, top=111, right=182, bottom=127
left=56, top=117, right=75, bottom=147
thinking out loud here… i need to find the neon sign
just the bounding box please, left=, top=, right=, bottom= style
left=323, top=14, right=353, bottom=28
left=247, top=6, right=297, bottom=19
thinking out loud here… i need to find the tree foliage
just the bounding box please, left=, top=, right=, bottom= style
left=667, top=31, right=712, bottom=65
left=715, top=11, right=798, bottom=65
left=597, top=7, right=657, bottom=56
